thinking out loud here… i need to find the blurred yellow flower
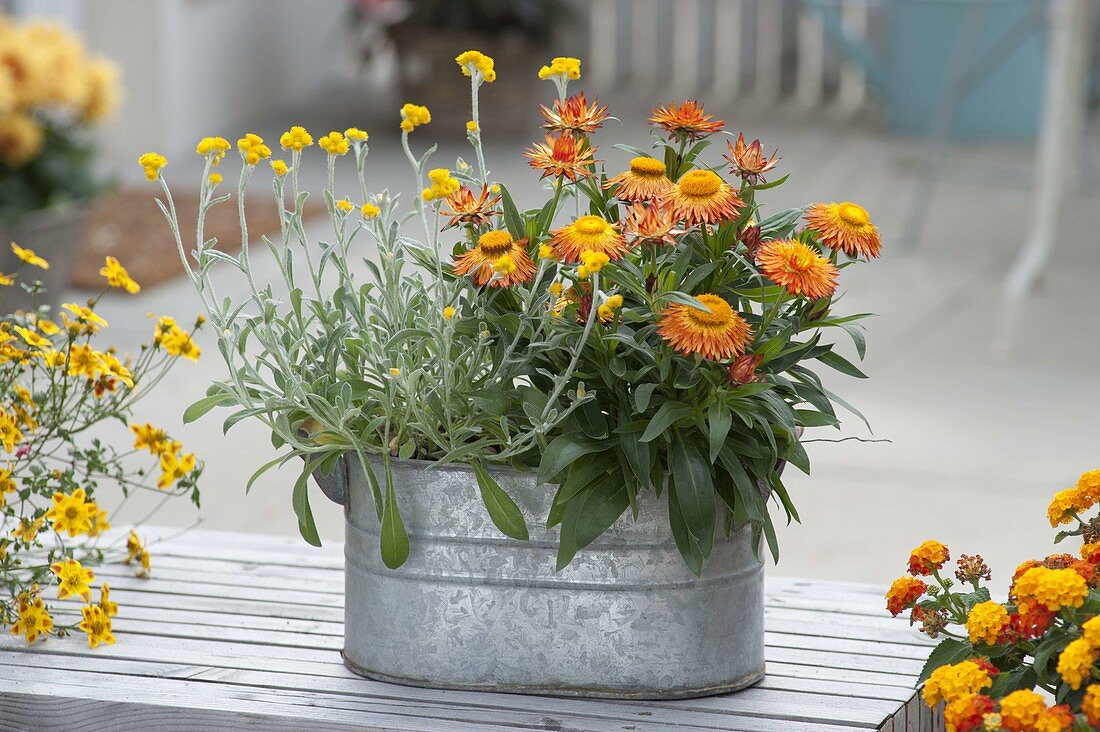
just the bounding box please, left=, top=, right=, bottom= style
left=0, top=112, right=44, bottom=166
left=345, top=127, right=368, bottom=142
left=336, top=198, right=354, bottom=213
left=208, top=173, right=222, bottom=186
left=456, top=50, right=496, bottom=82
left=10, top=242, right=48, bottom=269
left=361, top=202, right=380, bottom=219
left=270, top=159, right=288, bottom=177
left=99, top=256, right=140, bottom=294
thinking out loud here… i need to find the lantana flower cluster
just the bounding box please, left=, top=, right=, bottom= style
left=886, top=468, right=1100, bottom=731
left=0, top=253, right=203, bottom=648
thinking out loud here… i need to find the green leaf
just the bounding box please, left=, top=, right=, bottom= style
left=555, top=476, right=629, bottom=570
left=817, top=350, right=869, bottom=379
left=539, top=434, right=607, bottom=483
left=987, top=666, right=1037, bottom=698
left=246, top=453, right=292, bottom=495
left=498, top=184, right=526, bottom=241
left=640, top=401, right=693, bottom=443
left=1033, top=635, right=1072, bottom=686
left=707, top=403, right=732, bottom=463
left=669, top=434, right=715, bottom=560
left=183, top=392, right=234, bottom=424
left=292, top=463, right=322, bottom=547
left=794, top=409, right=839, bottom=428
left=380, top=476, right=410, bottom=569
left=473, top=462, right=529, bottom=541
left=668, top=482, right=705, bottom=576
left=634, top=383, right=658, bottom=413
left=918, top=638, right=974, bottom=683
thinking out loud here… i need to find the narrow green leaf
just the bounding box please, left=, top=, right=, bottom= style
left=292, top=463, right=322, bottom=547
left=817, top=350, right=869, bottom=379
left=640, top=401, right=693, bottom=443
left=669, top=434, right=715, bottom=559
left=183, top=393, right=234, bottom=424
left=707, top=403, right=732, bottom=463
left=498, top=184, right=526, bottom=241
left=473, top=462, right=529, bottom=541
left=634, top=383, right=658, bottom=413
left=667, top=481, right=705, bottom=576
left=555, top=477, right=629, bottom=570
left=246, top=453, right=291, bottom=495
left=380, top=477, right=410, bottom=569
left=538, top=434, right=606, bottom=483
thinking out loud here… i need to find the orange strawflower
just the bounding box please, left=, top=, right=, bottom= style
left=756, top=239, right=838, bottom=300
left=657, top=294, right=752, bottom=361
left=622, top=200, right=682, bottom=247
left=725, top=132, right=780, bottom=184
left=885, top=576, right=927, bottom=616
left=548, top=215, right=627, bottom=264
left=524, top=133, right=595, bottom=182
left=452, top=230, right=535, bottom=288
left=805, top=202, right=882, bottom=259
left=442, top=185, right=500, bottom=229
left=604, top=156, right=673, bottom=202
left=540, top=92, right=609, bottom=135
left=728, top=354, right=764, bottom=385
left=665, top=169, right=742, bottom=227
left=649, top=100, right=724, bottom=141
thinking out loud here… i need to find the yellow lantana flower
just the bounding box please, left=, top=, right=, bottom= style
left=50, top=557, right=95, bottom=601
left=99, top=256, right=140, bottom=294
left=10, top=242, right=48, bottom=270
left=279, top=125, right=313, bottom=151
left=138, top=151, right=167, bottom=181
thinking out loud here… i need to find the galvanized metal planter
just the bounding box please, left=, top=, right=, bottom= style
left=315, top=456, right=765, bottom=699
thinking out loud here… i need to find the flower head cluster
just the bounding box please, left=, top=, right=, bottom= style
left=400, top=103, right=431, bottom=133
left=138, top=152, right=167, bottom=182
left=909, top=539, right=951, bottom=576
left=538, top=56, right=581, bottom=81
left=422, top=168, right=460, bottom=202
left=922, top=661, right=993, bottom=707
left=196, top=136, right=231, bottom=166
left=279, top=125, right=313, bottom=151
left=319, top=131, right=349, bottom=157
left=237, top=133, right=271, bottom=165
left=456, top=50, right=496, bottom=82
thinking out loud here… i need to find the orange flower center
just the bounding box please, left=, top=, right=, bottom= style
left=837, top=202, right=870, bottom=227
left=678, top=170, right=722, bottom=198
left=574, top=215, right=610, bottom=236
left=784, top=245, right=817, bottom=272
left=683, top=294, right=735, bottom=329
left=64, top=506, right=80, bottom=521
left=629, top=156, right=665, bottom=177
left=478, top=230, right=513, bottom=255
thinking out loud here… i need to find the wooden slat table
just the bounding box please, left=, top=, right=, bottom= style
left=0, top=529, right=944, bottom=731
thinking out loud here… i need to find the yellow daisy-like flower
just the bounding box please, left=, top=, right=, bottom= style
left=138, top=151, right=167, bottom=181
left=921, top=660, right=992, bottom=707
left=548, top=215, right=627, bottom=264
left=997, top=690, right=1047, bottom=730
left=10, top=595, right=53, bottom=643
left=538, top=56, right=581, bottom=81
left=452, top=230, right=536, bottom=288
left=98, top=583, right=118, bottom=618
left=50, top=557, right=95, bottom=601
left=318, top=131, right=349, bottom=156
left=158, top=450, right=196, bottom=489
left=965, top=601, right=1009, bottom=646
left=125, top=530, right=150, bottom=577
left=345, top=127, right=368, bottom=142
left=195, top=136, right=231, bottom=166
left=1056, top=637, right=1098, bottom=690
left=0, top=410, right=25, bottom=452
left=62, top=303, right=108, bottom=332
left=131, top=423, right=178, bottom=456
left=756, top=239, right=838, bottom=300
left=455, top=50, right=496, bottom=82
left=78, top=603, right=115, bottom=648
left=66, top=344, right=102, bottom=380
left=13, top=325, right=50, bottom=349
left=1013, top=566, right=1089, bottom=612
left=279, top=125, right=313, bottom=151
left=400, top=103, right=431, bottom=133
left=236, top=132, right=271, bottom=165
left=11, top=516, right=44, bottom=544
left=657, top=293, right=753, bottom=361
left=0, top=468, right=15, bottom=504
left=99, top=256, right=140, bottom=294
left=270, top=159, right=289, bottom=177
left=805, top=201, right=882, bottom=259
left=665, top=169, right=743, bottom=227
left=10, top=242, right=48, bottom=270
left=604, top=156, right=673, bottom=202
left=0, top=273, right=14, bottom=286
left=44, top=487, right=95, bottom=537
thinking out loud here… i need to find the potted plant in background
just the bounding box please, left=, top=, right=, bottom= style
left=886, top=469, right=1100, bottom=731
left=0, top=16, right=121, bottom=313
left=0, top=251, right=203, bottom=648
left=148, top=52, right=882, bottom=698
left=352, top=0, right=569, bottom=138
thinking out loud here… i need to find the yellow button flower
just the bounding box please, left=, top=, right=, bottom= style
left=319, top=130, right=349, bottom=156
left=443, top=306, right=456, bottom=321
left=400, top=103, right=431, bottom=133
left=466, top=120, right=479, bottom=133
left=336, top=198, right=354, bottom=213
left=538, top=56, right=582, bottom=81
left=361, top=203, right=380, bottom=219
left=236, top=132, right=271, bottom=165
left=345, top=127, right=368, bottom=142
left=270, top=159, right=289, bottom=177
left=138, top=151, right=167, bottom=181
left=195, top=136, right=231, bottom=166
left=279, top=125, right=314, bottom=151
left=208, top=173, right=222, bottom=186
